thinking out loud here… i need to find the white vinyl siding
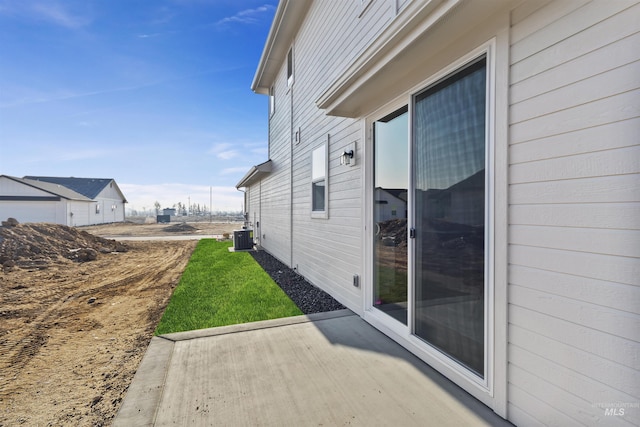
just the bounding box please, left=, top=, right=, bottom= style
left=0, top=176, right=65, bottom=224
left=247, top=0, right=394, bottom=308
left=93, top=183, right=126, bottom=224
left=258, top=39, right=293, bottom=265
left=507, top=1, right=640, bottom=425
left=0, top=201, right=60, bottom=224
left=68, top=200, right=91, bottom=226
left=248, top=184, right=262, bottom=247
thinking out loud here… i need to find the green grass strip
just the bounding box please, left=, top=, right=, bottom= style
left=155, top=239, right=303, bottom=334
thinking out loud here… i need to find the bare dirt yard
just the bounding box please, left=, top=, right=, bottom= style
left=0, top=220, right=239, bottom=426
left=81, top=220, right=241, bottom=238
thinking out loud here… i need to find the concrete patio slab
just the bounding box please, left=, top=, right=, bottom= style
left=114, top=310, right=511, bottom=426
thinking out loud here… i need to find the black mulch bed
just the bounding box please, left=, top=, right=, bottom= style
left=250, top=250, right=346, bottom=315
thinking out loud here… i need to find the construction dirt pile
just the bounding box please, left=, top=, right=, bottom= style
left=378, top=218, right=408, bottom=247
left=162, top=222, right=198, bottom=233
left=0, top=221, right=197, bottom=426
left=0, top=219, right=127, bottom=270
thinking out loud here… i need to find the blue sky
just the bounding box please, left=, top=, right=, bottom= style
left=0, top=0, right=277, bottom=213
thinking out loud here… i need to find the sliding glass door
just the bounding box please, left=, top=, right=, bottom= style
left=370, top=55, right=488, bottom=378
left=413, top=57, right=487, bottom=377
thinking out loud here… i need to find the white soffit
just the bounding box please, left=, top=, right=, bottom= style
left=316, top=0, right=510, bottom=118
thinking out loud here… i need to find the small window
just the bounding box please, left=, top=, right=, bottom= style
left=269, top=85, right=275, bottom=116
left=287, top=47, right=294, bottom=86
left=95, top=204, right=100, bottom=214
left=311, top=141, right=328, bottom=217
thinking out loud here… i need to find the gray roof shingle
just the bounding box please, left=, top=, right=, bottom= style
left=24, top=176, right=113, bottom=199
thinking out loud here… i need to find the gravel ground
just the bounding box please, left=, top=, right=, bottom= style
left=250, top=250, right=346, bottom=314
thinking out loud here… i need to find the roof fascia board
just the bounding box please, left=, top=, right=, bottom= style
left=251, top=0, right=311, bottom=95
left=236, top=160, right=272, bottom=188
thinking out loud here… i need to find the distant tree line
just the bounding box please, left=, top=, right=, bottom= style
left=127, top=201, right=240, bottom=217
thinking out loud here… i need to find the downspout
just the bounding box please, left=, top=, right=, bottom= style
left=290, top=78, right=294, bottom=268
left=236, top=187, right=246, bottom=223
left=259, top=180, right=262, bottom=246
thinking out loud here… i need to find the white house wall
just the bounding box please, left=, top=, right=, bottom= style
left=0, top=201, right=61, bottom=224
left=0, top=176, right=65, bottom=224
left=259, top=53, right=293, bottom=265
left=247, top=184, right=262, bottom=247
left=507, top=1, right=640, bottom=425
left=93, top=182, right=126, bottom=224
left=289, top=0, right=410, bottom=311
left=253, top=1, right=415, bottom=311
left=68, top=200, right=92, bottom=226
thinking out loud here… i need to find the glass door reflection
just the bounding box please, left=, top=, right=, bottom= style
left=373, top=106, right=408, bottom=325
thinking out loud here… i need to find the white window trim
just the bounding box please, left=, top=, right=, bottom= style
left=311, top=136, right=329, bottom=219
left=287, top=46, right=294, bottom=87
left=269, top=85, right=275, bottom=117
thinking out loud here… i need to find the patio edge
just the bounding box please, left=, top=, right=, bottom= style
left=113, top=337, right=175, bottom=427
left=158, top=308, right=354, bottom=342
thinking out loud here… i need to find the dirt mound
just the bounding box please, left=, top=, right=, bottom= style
left=163, top=222, right=197, bottom=233
left=378, top=219, right=407, bottom=247
left=0, top=221, right=127, bottom=270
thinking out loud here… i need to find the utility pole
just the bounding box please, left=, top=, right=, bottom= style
left=210, top=186, right=212, bottom=223
left=188, top=196, right=190, bottom=217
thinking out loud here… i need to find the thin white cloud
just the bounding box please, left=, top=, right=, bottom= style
left=250, top=147, right=268, bottom=156
left=57, top=149, right=110, bottom=162
left=137, top=33, right=163, bottom=39
left=208, top=143, right=239, bottom=160
left=0, top=2, right=91, bottom=29
left=220, top=166, right=252, bottom=175
left=0, top=82, right=162, bottom=109
left=30, top=3, right=90, bottom=28
left=0, top=66, right=243, bottom=109
left=76, top=121, right=95, bottom=128
left=218, top=150, right=238, bottom=160
left=216, top=4, right=275, bottom=26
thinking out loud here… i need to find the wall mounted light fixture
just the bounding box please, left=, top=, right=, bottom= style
left=340, top=149, right=354, bottom=165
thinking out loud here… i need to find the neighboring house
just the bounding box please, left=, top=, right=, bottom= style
left=0, top=175, right=127, bottom=226
left=163, top=208, right=177, bottom=216
left=374, top=188, right=407, bottom=223
left=238, top=0, right=640, bottom=425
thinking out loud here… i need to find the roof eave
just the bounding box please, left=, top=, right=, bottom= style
left=236, top=160, right=273, bottom=189
left=251, top=0, right=312, bottom=95
left=315, top=0, right=513, bottom=118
